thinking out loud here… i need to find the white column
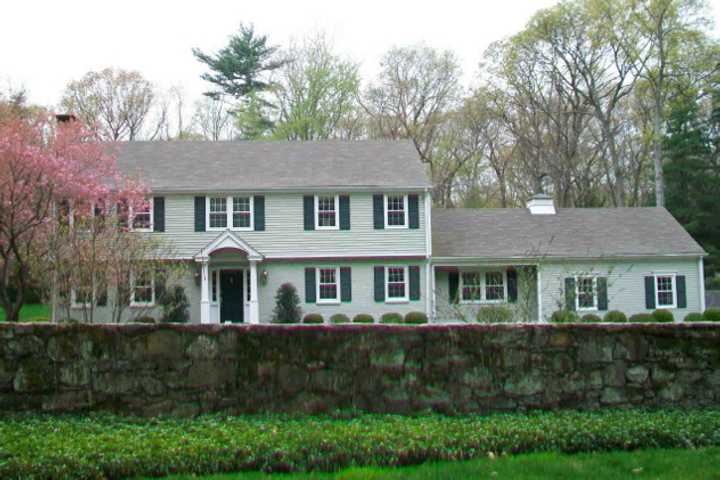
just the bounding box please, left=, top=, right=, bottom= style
left=431, top=264, right=437, bottom=321
left=699, top=257, right=706, bottom=312
left=200, top=258, right=211, bottom=324
left=536, top=265, right=544, bottom=323
left=249, top=260, right=260, bottom=324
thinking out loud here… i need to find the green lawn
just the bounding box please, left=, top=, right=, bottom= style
left=161, top=447, right=720, bottom=479
left=0, top=303, right=49, bottom=322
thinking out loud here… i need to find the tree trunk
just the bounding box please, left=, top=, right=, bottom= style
left=653, top=101, right=665, bottom=207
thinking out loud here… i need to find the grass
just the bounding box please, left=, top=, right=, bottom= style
left=0, top=303, right=49, bottom=322
left=160, top=447, right=720, bottom=479
left=1, top=409, right=720, bottom=479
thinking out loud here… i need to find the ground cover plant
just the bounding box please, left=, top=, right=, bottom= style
left=0, top=304, right=48, bottom=322
left=1, top=409, right=719, bottom=479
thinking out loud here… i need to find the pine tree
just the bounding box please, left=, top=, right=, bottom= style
left=272, top=283, right=302, bottom=323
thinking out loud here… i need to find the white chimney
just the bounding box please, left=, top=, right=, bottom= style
left=527, top=193, right=556, bottom=215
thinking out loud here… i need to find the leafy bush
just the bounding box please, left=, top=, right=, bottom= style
left=158, top=285, right=189, bottom=323
left=684, top=312, right=704, bottom=322
left=380, top=312, right=403, bottom=323
left=330, top=313, right=350, bottom=324
left=550, top=310, right=579, bottom=323
left=133, top=316, right=155, bottom=324
left=352, top=314, right=374, bottom=324
left=653, top=309, right=675, bottom=323
left=704, top=308, right=720, bottom=322
left=272, top=283, right=302, bottom=323
left=581, top=313, right=602, bottom=323
left=603, top=310, right=627, bottom=323
left=404, top=311, right=428, bottom=324
left=629, top=313, right=654, bottom=323
left=1, top=409, right=720, bottom=478
left=302, top=313, right=324, bottom=324
left=476, top=305, right=513, bottom=323
left=58, top=318, right=79, bottom=324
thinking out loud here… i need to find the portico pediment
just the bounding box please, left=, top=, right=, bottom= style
left=195, top=230, right=263, bottom=262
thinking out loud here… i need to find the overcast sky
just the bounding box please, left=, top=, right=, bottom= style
left=3, top=0, right=719, bottom=109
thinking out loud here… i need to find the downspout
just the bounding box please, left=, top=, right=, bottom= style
left=536, top=265, right=543, bottom=323
left=699, top=257, right=706, bottom=312
left=424, top=189, right=433, bottom=320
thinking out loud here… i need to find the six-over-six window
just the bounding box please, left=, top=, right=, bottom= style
left=461, top=271, right=506, bottom=303
left=576, top=277, right=597, bottom=310
left=655, top=274, right=676, bottom=308
left=315, top=195, right=338, bottom=229
left=386, top=266, right=408, bottom=302
left=385, top=194, right=408, bottom=228
left=317, top=267, right=340, bottom=304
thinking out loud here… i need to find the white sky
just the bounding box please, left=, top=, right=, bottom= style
left=3, top=0, right=719, bottom=109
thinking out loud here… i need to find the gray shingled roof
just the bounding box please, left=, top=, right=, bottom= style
left=115, top=140, right=430, bottom=192
left=432, top=207, right=705, bottom=259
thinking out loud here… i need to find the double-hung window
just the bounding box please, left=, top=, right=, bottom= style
left=131, top=268, right=155, bottom=307
left=576, top=276, right=597, bottom=310
left=315, top=195, right=339, bottom=229
left=460, top=271, right=506, bottom=303
left=131, top=199, right=153, bottom=231
left=386, top=266, right=409, bottom=302
left=207, top=196, right=253, bottom=230
left=71, top=276, right=93, bottom=308
left=385, top=194, right=408, bottom=228
left=655, top=274, right=676, bottom=308
left=317, top=267, right=339, bottom=304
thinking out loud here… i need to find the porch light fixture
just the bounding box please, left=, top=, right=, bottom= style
left=261, top=269, right=268, bottom=285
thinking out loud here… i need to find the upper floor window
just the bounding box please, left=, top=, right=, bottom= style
left=386, top=266, right=408, bottom=302
left=655, top=274, right=676, bottom=308
left=576, top=277, right=597, bottom=310
left=207, top=196, right=254, bottom=231
left=131, top=199, right=153, bottom=231
left=460, top=270, right=506, bottom=303
left=317, top=267, right=340, bottom=304
left=315, top=195, right=339, bottom=230
left=385, top=194, right=408, bottom=228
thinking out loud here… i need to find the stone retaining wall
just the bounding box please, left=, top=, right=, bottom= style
left=0, top=323, right=719, bottom=416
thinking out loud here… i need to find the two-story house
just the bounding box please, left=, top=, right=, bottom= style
left=65, top=140, right=706, bottom=323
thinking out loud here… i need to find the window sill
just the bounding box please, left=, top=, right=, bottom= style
left=384, top=225, right=409, bottom=230
left=130, top=303, right=155, bottom=308
left=206, top=227, right=228, bottom=232
left=461, top=300, right=507, bottom=305
left=577, top=307, right=599, bottom=312
left=385, top=299, right=409, bottom=304
left=317, top=300, right=341, bottom=306
left=230, top=226, right=253, bottom=231
left=131, top=228, right=153, bottom=233
left=315, top=225, right=340, bottom=231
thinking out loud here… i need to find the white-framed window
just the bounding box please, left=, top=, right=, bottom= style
left=386, top=266, right=409, bottom=302
left=315, top=195, right=339, bottom=230
left=131, top=198, right=153, bottom=232
left=71, top=278, right=93, bottom=308
left=130, top=267, right=155, bottom=307
left=384, top=194, right=408, bottom=228
left=317, top=267, right=340, bottom=304
left=460, top=270, right=507, bottom=304
left=655, top=274, right=676, bottom=308
left=576, top=276, right=597, bottom=311
left=207, top=196, right=254, bottom=231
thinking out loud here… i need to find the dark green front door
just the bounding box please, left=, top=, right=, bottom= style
left=220, top=270, right=244, bottom=323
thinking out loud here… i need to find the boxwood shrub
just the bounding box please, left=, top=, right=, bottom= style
left=404, top=311, right=428, bottom=324
left=380, top=312, right=403, bottom=323
left=684, top=312, right=704, bottom=322
left=550, top=310, right=579, bottom=323
left=581, top=313, right=602, bottom=323
left=476, top=305, right=514, bottom=323
left=704, top=308, right=720, bottom=322
left=603, top=310, right=627, bottom=323
left=629, top=313, right=654, bottom=322
left=330, top=313, right=351, bottom=324
left=302, top=313, right=324, bottom=324
left=652, top=309, right=674, bottom=323
left=1, top=409, right=720, bottom=479
left=133, top=316, right=155, bottom=324
left=352, top=314, right=374, bottom=324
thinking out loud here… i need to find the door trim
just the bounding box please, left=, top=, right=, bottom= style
left=214, top=267, right=250, bottom=323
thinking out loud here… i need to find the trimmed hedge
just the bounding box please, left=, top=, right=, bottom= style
left=404, top=311, right=428, bottom=324
left=550, top=310, right=579, bottom=323
left=652, top=309, right=675, bottom=323
left=704, top=308, right=720, bottom=322
left=330, top=314, right=351, bottom=324
left=302, top=314, right=324, bottom=324
left=629, top=313, right=654, bottom=323
left=476, top=306, right=513, bottom=324
left=1, top=409, right=720, bottom=479
left=380, top=312, right=403, bottom=324
left=133, top=316, right=156, bottom=324
left=352, top=314, right=374, bottom=324
left=603, top=311, right=627, bottom=323
left=581, top=313, right=601, bottom=323
left=684, top=312, right=704, bottom=322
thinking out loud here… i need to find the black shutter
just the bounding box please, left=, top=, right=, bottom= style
left=340, top=267, right=352, bottom=302
left=194, top=196, right=205, bottom=232
left=645, top=276, right=656, bottom=309
left=373, top=194, right=384, bottom=230
left=374, top=266, right=385, bottom=302
left=339, top=195, right=350, bottom=230
left=408, top=194, right=420, bottom=229
left=565, top=277, right=576, bottom=311
left=597, top=277, right=608, bottom=311
left=677, top=275, right=687, bottom=308
left=507, top=269, right=518, bottom=303
left=449, top=270, right=459, bottom=304
left=409, top=266, right=421, bottom=301
left=305, top=268, right=316, bottom=303
left=153, top=197, right=165, bottom=232
left=254, top=195, right=265, bottom=231
left=303, top=196, right=315, bottom=231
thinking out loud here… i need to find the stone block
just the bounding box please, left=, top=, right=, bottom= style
left=186, top=335, right=219, bottom=360
left=600, top=387, right=626, bottom=405
left=13, top=359, right=53, bottom=393
left=625, top=365, right=649, bottom=384
left=504, top=373, right=544, bottom=396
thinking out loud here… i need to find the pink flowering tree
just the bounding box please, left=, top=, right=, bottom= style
left=0, top=114, right=146, bottom=322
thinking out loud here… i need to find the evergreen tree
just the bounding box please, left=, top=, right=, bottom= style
left=272, top=283, right=302, bottom=323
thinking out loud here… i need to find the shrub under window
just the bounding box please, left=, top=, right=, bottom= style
left=380, top=312, right=403, bottom=323
left=352, top=314, right=374, bottom=323
left=603, top=310, right=627, bottom=323
left=704, top=308, right=720, bottom=322
left=476, top=305, right=513, bottom=323
left=302, top=313, right=323, bottom=324
left=652, top=309, right=674, bottom=323
left=404, top=311, right=428, bottom=324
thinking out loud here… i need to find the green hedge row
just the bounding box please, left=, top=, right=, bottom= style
left=0, top=409, right=719, bottom=479
left=300, top=312, right=429, bottom=324
left=551, top=307, right=720, bottom=324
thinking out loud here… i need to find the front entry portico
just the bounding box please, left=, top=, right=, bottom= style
left=196, top=231, right=263, bottom=324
